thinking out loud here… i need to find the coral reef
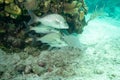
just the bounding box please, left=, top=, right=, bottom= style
left=0, top=0, right=88, bottom=51
left=28, top=0, right=88, bottom=33
left=0, top=0, right=88, bottom=33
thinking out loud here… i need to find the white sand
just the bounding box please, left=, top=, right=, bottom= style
left=74, top=16, right=120, bottom=80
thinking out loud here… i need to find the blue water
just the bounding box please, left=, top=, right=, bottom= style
left=85, top=0, right=120, bottom=20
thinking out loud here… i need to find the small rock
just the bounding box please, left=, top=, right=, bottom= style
left=31, top=64, right=45, bottom=75
left=15, top=64, right=25, bottom=74
left=18, top=52, right=29, bottom=59
left=24, top=65, right=32, bottom=74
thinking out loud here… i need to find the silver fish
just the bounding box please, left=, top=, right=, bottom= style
left=37, top=33, right=61, bottom=43
left=37, top=33, right=68, bottom=47
left=30, top=24, right=59, bottom=34
left=28, top=10, right=69, bottom=29
left=63, top=34, right=81, bottom=48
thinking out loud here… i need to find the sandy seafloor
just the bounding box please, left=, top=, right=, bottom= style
left=0, top=15, right=120, bottom=80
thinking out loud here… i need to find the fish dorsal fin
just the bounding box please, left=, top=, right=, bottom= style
left=28, top=10, right=40, bottom=25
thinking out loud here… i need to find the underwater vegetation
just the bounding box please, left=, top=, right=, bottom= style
left=0, top=0, right=88, bottom=51
left=0, top=0, right=21, bottom=18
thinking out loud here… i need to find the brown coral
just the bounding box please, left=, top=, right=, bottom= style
left=79, top=11, right=85, bottom=21
left=24, top=0, right=38, bottom=10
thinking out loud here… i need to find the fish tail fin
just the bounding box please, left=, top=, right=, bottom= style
left=23, top=21, right=30, bottom=33
left=27, top=10, right=39, bottom=25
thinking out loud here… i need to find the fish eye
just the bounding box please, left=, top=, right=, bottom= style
left=55, top=20, right=60, bottom=24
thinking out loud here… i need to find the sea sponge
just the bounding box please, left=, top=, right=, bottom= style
left=4, top=3, right=21, bottom=18
left=63, top=1, right=80, bottom=15
left=24, top=0, right=38, bottom=10
left=44, top=0, right=51, bottom=8
left=5, top=0, right=14, bottom=4
left=0, top=0, right=3, bottom=3
left=79, top=11, right=85, bottom=21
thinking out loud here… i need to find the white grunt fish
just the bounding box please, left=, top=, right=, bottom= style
left=36, top=33, right=68, bottom=47
left=63, top=34, right=81, bottom=48
left=37, top=33, right=61, bottom=43
left=30, top=25, right=59, bottom=34
left=28, top=10, right=69, bottom=29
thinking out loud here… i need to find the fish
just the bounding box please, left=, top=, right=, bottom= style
left=28, top=10, right=69, bottom=29
left=49, top=41, right=68, bottom=47
left=63, top=34, right=81, bottom=48
left=37, top=33, right=61, bottom=43
left=36, top=33, right=68, bottom=47
left=30, top=24, right=59, bottom=34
